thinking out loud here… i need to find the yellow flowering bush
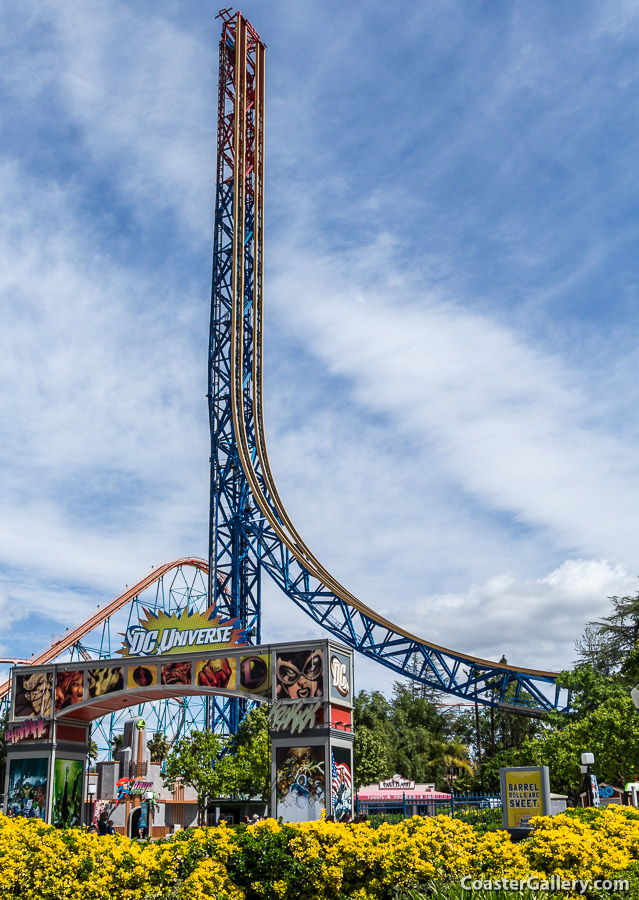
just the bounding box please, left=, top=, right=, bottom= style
left=0, top=805, right=638, bottom=899
left=525, top=811, right=630, bottom=882
left=179, top=857, right=245, bottom=900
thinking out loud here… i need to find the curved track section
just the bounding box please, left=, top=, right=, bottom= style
left=211, top=12, right=568, bottom=715
left=235, top=235, right=565, bottom=715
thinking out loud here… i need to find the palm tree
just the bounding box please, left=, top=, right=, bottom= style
left=426, top=739, right=475, bottom=792
left=147, top=732, right=171, bottom=765
left=87, top=739, right=99, bottom=771
left=109, top=733, right=124, bottom=757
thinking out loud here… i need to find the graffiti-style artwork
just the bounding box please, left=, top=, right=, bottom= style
left=88, top=667, right=124, bottom=698
left=127, top=664, right=158, bottom=690
left=161, top=661, right=192, bottom=686
left=331, top=747, right=353, bottom=822
left=276, top=746, right=325, bottom=822
left=275, top=648, right=323, bottom=699
left=195, top=657, right=236, bottom=690
left=6, top=757, right=48, bottom=819
left=239, top=654, right=270, bottom=694
left=54, top=670, right=84, bottom=712
left=52, top=758, right=83, bottom=827
left=14, top=671, right=53, bottom=717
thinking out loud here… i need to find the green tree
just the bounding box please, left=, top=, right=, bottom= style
left=163, top=729, right=224, bottom=825
left=147, top=731, right=171, bottom=764
left=426, top=739, right=475, bottom=792
left=354, top=690, right=395, bottom=782
left=510, top=694, right=639, bottom=802
left=390, top=687, right=450, bottom=783
left=354, top=726, right=390, bottom=789
left=354, top=690, right=393, bottom=733
left=87, top=738, right=99, bottom=771
left=391, top=657, right=445, bottom=703
left=470, top=661, right=635, bottom=793
left=555, top=663, right=629, bottom=721
left=354, top=687, right=456, bottom=786
left=109, top=732, right=124, bottom=756
left=210, top=708, right=270, bottom=800
left=575, top=588, right=639, bottom=674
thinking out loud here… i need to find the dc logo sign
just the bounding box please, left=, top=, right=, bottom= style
left=330, top=655, right=349, bottom=697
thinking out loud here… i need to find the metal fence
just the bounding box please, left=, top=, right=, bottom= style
left=356, top=793, right=503, bottom=829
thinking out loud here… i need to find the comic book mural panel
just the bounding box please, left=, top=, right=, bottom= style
left=195, top=657, right=236, bottom=690
left=88, top=667, right=124, bottom=698
left=275, top=648, right=323, bottom=699
left=53, top=759, right=83, bottom=827
left=6, top=757, right=48, bottom=819
left=14, top=671, right=53, bottom=717
left=127, top=664, right=158, bottom=690
left=239, top=654, right=270, bottom=694
left=161, top=661, right=192, bottom=686
left=54, top=670, right=84, bottom=712
left=276, top=745, right=325, bottom=822
left=331, top=746, right=353, bottom=822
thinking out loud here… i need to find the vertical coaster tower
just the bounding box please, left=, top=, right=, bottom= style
left=208, top=10, right=266, bottom=734
left=207, top=10, right=568, bottom=719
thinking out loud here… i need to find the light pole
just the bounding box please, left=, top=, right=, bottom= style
left=144, top=790, right=154, bottom=838
left=580, top=752, right=599, bottom=807
left=86, top=782, right=97, bottom=827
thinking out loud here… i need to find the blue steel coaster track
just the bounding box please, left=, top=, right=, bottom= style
left=209, top=11, right=568, bottom=716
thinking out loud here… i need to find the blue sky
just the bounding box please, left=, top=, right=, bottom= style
left=2, top=0, right=639, bottom=695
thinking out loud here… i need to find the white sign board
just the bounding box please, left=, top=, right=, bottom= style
left=379, top=777, right=415, bottom=790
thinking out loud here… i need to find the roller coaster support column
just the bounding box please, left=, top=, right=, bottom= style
left=208, top=10, right=266, bottom=734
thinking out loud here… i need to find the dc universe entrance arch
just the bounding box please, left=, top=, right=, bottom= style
left=4, top=640, right=354, bottom=826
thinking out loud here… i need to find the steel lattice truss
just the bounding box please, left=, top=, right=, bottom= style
left=207, top=11, right=569, bottom=716
left=207, top=10, right=265, bottom=736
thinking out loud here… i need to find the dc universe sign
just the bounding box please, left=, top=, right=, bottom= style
left=119, top=605, right=247, bottom=657
left=125, top=624, right=238, bottom=656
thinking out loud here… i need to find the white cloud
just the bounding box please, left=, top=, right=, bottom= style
left=267, top=238, right=639, bottom=567
left=403, top=558, right=637, bottom=673
left=40, top=0, right=215, bottom=236
left=0, top=162, right=208, bottom=597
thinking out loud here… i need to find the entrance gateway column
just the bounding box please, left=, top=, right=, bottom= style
left=4, top=638, right=354, bottom=827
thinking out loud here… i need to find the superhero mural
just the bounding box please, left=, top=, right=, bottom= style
left=6, top=757, right=48, bottom=819
left=239, top=654, right=270, bottom=694
left=276, top=745, right=326, bottom=822
left=14, top=672, right=53, bottom=718
left=88, top=667, right=124, bottom=698
left=54, top=671, right=84, bottom=712
left=195, top=657, right=236, bottom=690
left=127, top=664, right=158, bottom=690
left=52, top=758, right=83, bottom=827
left=275, top=648, right=323, bottom=699
left=331, top=746, right=353, bottom=822
left=161, top=661, right=192, bottom=686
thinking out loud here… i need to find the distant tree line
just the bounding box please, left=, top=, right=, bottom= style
left=354, top=587, right=639, bottom=803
